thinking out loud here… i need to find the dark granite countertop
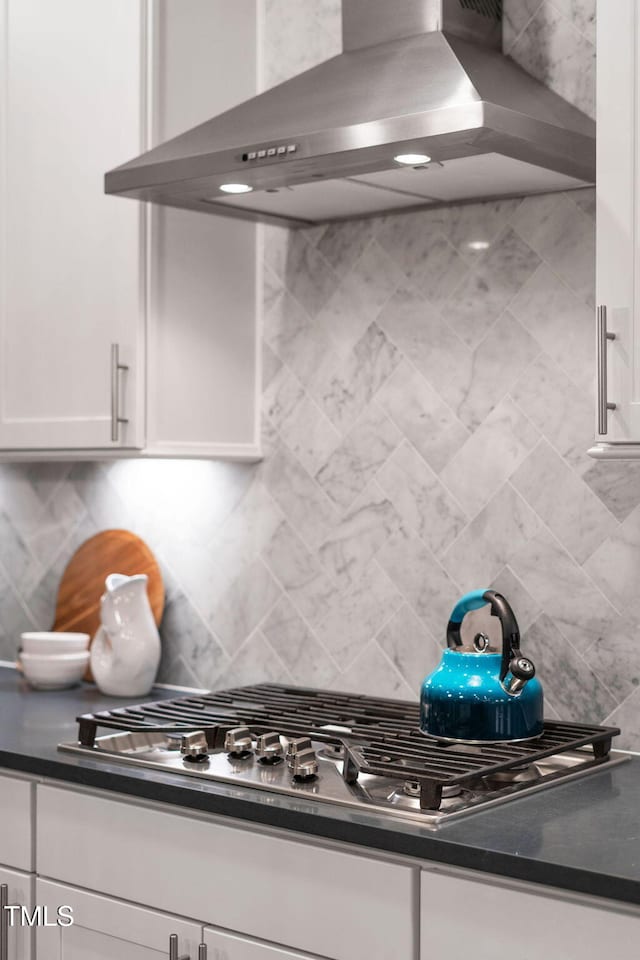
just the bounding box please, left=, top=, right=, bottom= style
left=1, top=665, right=639, bottom=907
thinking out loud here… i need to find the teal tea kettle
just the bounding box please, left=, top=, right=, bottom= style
left=420, top=589, right=544, bottom=742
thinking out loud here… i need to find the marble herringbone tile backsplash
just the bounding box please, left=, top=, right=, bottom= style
left=6, top=0, right=640, bottom=749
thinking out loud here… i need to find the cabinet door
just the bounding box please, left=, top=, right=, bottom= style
left=595, top=0, right=640, bottom=444
left=204, top=928, right=324, bottom=960
left=421, top=868, right=640, bottom=959
left=0, top=0, right=145, bottom=450
left=35, top=879, right=201, bottom=959
left=0, top=865, right=33, bottom=960
left=145, top=0, right=260, bottom=460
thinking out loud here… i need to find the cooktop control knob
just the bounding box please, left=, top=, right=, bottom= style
left=291, top=748, right=319, bottom=782
left=255, top=732, right=284, bottom=764
left=224, top=726, right=253, bottom=758
left=286, top=736, right=312, bottom=768
left=180, top=730, right=209, bottom=763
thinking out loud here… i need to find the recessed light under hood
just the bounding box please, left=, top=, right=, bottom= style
left=105, top=0, right=595, bottom=228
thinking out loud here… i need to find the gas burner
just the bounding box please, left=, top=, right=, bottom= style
left=61, top=683, right=626, bottom=827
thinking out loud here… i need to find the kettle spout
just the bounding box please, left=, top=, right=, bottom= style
left=502, top=656, right=536, bottom=696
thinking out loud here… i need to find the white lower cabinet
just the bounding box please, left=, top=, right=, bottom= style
left=35, top=879, right=201, bottom=960
left=421, top=868, right=640, bottom=959
left=0, top=773, right=33, bottom=872
left=0, top=865, right=33, bottom=960
left=203, top=929, right=323, bottom=960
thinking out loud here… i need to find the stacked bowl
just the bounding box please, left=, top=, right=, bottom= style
left=18, top=632, right=90, bottom=690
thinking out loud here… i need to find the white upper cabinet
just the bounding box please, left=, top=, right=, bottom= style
left=591, top=0, right=640, bottom=457
left=0, top=0, right=145, bottom=451
left=0, top=0, right=260, bottom=460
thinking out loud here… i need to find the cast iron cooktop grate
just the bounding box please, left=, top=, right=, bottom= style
left=75, top=683, right=619, bottom=810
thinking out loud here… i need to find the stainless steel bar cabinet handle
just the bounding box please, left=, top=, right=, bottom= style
left=597, top=305, right=616, bottom=435
left=110, top=342, right=129, bottom=442
left=169, top=933, right=205, bottom=959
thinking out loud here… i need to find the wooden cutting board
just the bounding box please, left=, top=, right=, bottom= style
left=52, top=530, right=165, bottom=679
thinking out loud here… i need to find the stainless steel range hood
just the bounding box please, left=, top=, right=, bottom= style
left=105, top=0, right=595, bottom=228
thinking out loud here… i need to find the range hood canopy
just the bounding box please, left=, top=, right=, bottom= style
left=105, top=0, right=595, bottom=228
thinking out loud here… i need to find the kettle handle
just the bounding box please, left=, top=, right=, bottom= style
left=446, top=589, right=522, bottom=681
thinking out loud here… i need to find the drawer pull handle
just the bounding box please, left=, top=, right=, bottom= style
left=168, top=933, right=190, bottom=960
left=597, top=305, right=616, bottom=435
left=198, top=945, right=207, bottom=960
left=110, top=342, right=129, bottom=442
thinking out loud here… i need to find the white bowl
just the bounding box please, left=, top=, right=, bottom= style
left=19, top=650, right=90, bottom=690
left=20, top=632, right=90, bottom=655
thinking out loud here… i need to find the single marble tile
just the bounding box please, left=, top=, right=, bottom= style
left=376, top=361, right=470, bottom=475
left=262, top=263, right=284, bottom=315
left=490, top=565, right=541, bottom=634
left=442, top=483, right=540, bottom=589
left=377, top=285, right=472, bottom=412
left=159, top=589, right=228, bottom=688
left=376, top=208, right=451, bottom=270
left=315, top=405, right=401, bottom=509
left=317, top=240, right=404, bottom=354
left=316, top=219, right=378, bottom=280
left=452, top=310, right=540, bottom=430
left=584, top=505, right=640, bottom=619
left=511, top=353, right=595, bottom=472
left=569, top=186, right=596, bottom=219
left=510, top=526, right=619, bottom=652
left=314, top=560, right=403, bottom=667
left=260, top=519, right=337, bottom=626
left=208, top=557, right=282, bottom=657
left=23, top=481, right=88, bottom=573
left=263, top=226, right=290, bottom=281
left=212, top=630, right=293, bottom=690
left=603, top=687, right=640, bottom=751
left=511, top=192, right=595, bottom=305
left=261, top=341, right=283, bottom=392
left=551, top=0, right=595, bottom=43
left=444, top=227, right=541, bottom=349
left=319, top=483, right=401, bottom=589
left=280, top=233, right=340, bottom=319
left=509, top=262, right=593, bottom=392
left=264, top=288, right=335, bottom=386
left=503, top=0, right=544, bottom=51
left=0, top=567, right=36, bottom=660
left=278, top=395, right=341, bottom=477
left=509, top=1, right=595, bottom=117
left=376, top=440, right=467, bottom=553
left=581, top=460, right=640, bottom=524
left=309, top=322, right=402, bottom=434
left=440, top=397, right=540, bottom=518
left=262, top=595, right=338, bottom=687
left=522, top=613, right=617, bottom=724
left=377, top=526, right=460, bottom=637
left=332, top=638, right=415, bottom=700
left=511, top=440, right=616, bottom=564
left=445, top=198, right=523, bottom=263
left=261, top=446, right=338, bottom=551
left=0, top=464, right=49, bottom=539
left=377, top=603, right=442, bottom=689
left=378, top=217, right=468, bottom=308
left=209, top=479, right=283, bottom=574
left=24, top=462, right=71, bottom=504
left=263, top=365, right=305, bottom=430
left=0, top=511, right=43, bottom=597
left=69, top=462, right=133, bottom=532
left=583, top=617, right=640, bottom=706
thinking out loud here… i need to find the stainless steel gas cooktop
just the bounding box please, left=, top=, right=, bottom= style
left=58, top=684, right=626, bottom=826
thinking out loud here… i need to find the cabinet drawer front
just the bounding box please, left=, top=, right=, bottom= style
left=37, top=785, right=415, bottom=960
left=421, top=869, right=640, bottom=959
left=0, top=773, right=32, bottom=871
left=36, top=879, right=201, bottom=959
left=0, top=865, right=33, bottom=960
left=204, top=928, right=321, bottom=960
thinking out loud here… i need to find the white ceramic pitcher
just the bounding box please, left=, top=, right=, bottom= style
left=91, top=573, right=161, bottom=697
